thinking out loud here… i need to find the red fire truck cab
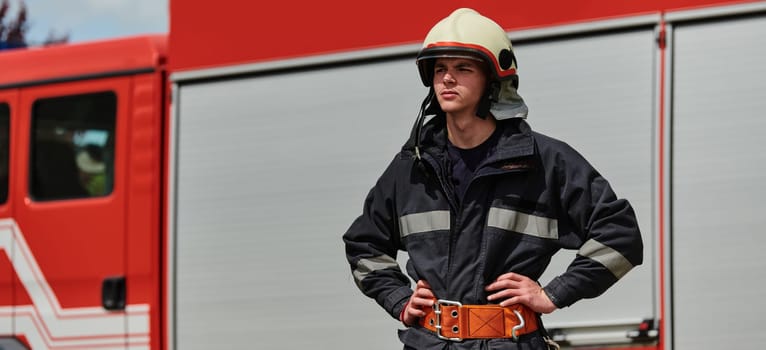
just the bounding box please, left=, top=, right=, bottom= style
left=0, top=35, right=167, bottom=349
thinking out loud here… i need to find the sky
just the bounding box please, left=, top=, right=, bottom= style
left=5, top=0, right=168, bottom=45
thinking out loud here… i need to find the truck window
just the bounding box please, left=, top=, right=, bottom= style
left=0, top=103, right=8, bottom=204
left=30, top=92, right=116, bottom=201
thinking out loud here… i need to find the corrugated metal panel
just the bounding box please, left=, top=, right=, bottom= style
left=520, top=29, right=657, bottom=342
left=174, top=59, right=423, bottom=349
left=173, top=28, right=658, bottom=348
left=672, top=14, right=766, bottom=349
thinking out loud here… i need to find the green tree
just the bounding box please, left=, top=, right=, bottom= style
left=1, top=0, right=69, bottom=51
left=0, top=0, right=27, bottom=50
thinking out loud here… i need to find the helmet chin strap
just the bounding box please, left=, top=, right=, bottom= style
left=411, top=80, right=500, bottom=160
left=411, top=88, right=436, bottom=161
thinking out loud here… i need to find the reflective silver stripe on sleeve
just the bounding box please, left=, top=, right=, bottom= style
left=352, top=255, right=401, bottom=288
left=578, top=239, right=634, bottom=279
left=487, top=207, right=559, bottom=239
left=399, top=210, right=450, bottom=237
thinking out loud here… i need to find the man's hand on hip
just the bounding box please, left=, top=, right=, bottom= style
left=485, top=272, right=557, bottom=314
left=401, top=280, right=435, bottom=326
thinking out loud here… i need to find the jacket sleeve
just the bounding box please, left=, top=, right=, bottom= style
left=542, top=145, right=644, bottom=308
left=343, top=159, right=413, bottom=320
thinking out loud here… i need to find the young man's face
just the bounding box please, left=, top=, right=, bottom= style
left=432, top=57, right=487, bottom=117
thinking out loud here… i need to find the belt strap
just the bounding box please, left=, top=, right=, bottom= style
left=419, top=299, right=538, bottom=341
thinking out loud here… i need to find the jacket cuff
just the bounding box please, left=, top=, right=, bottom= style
left=384, top=285, right=413, bottom=320
left=543, top=278, right=578, bottom=308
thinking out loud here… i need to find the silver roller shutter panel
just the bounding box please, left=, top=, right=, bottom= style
left=174, top=60, right=423, bottom=349
left=672, top=15, right=766, bottom=349
left=174, top=28, right=659, bottom=348
left=517, top=29, right=657, bottom=340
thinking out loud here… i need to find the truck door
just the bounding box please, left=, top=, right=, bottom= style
left=671, top=13, right=766, bottom=349
left=12, top=78, right=130, bottom=349
left=0, top=90, right=16, bottom=339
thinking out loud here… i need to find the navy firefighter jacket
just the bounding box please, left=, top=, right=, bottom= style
left=342, top=116, right=643, bottom=347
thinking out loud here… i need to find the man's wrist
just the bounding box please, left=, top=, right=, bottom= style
left=399, top=301, right=411, bottom=326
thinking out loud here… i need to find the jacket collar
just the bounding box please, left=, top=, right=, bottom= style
left=402, top=115, right=534, bottom=163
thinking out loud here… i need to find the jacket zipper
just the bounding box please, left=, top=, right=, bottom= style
left=465, top=166, right=530, bottom=301
left=421, top=152, right=532, bottom=301
left=420, top=153, right=459, bottom=299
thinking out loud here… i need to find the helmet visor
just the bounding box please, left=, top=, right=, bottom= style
left=416, top=49, right=488, bottom=86
left=416, top=49, right=485, bottom=64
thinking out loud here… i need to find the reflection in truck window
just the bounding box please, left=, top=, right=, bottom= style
left=0, top=103, right=8, bottom=204
left=30, top=92, right=116, bottom=201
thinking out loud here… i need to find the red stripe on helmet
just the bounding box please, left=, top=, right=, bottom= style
left=424, top=41, right=517, bottom=78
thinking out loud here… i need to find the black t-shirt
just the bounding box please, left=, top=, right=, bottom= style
left=446, top=127, right=501, bottom=204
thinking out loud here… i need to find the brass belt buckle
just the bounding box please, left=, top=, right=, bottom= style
left=433, top=299, right=463, bottom=341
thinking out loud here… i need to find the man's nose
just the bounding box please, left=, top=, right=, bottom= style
left=443, top=72, right=455, bottom=84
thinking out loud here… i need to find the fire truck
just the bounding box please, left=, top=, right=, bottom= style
left=0, top=0, right=764, bottom=349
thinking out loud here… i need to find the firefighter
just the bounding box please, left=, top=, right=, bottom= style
left=343, top=8, right=643, bottom=350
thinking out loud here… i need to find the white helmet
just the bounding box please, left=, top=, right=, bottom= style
left=416, top=8, right=518, bottom=88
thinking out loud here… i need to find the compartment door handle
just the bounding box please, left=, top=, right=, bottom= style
left=102, top=276, right=126, bottom=311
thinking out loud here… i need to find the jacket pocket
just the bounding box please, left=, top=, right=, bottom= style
left=398, top=327, right=447, bottom=350
left=486, top=334, right=548, bottom=350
